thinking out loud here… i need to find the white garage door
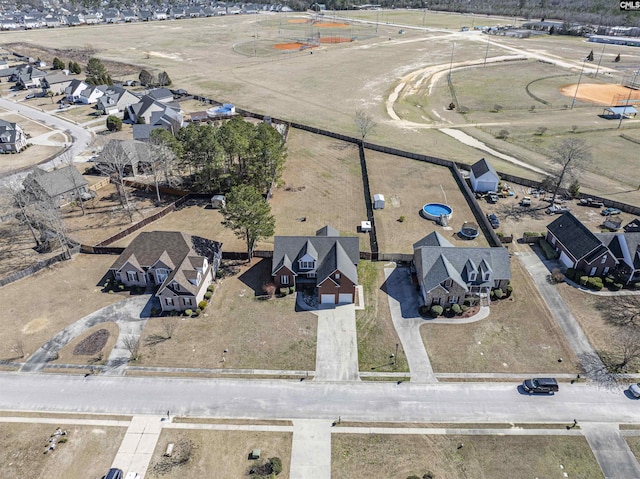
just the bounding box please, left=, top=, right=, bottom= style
left=338, top=293, right=353, bottom=304
left=559, top=251, right=574, bottom=269
left=321, top=294, right=335, bottom=304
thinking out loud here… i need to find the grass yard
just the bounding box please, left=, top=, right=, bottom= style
left=0, top=422, right=125, bottom=479
left=420, top=258, right=577, bottom=373
left=626, top=436, right=640, bottom=463
left=356, top=261, right=408, bottom=373
left=135, top=258, right=317, bottom=371
left=0, top=253, right=125, bottom=363
left=269, top=128, right=369, bottom=251
left=147, top=429, right=291, bottom=479
left=108, top=199, right=248, bottom=252
left=332, top=433, right=603, bottom=479
left=366, top=149, right=489, bottom=254
left=55, top=104, right=102, bottom=123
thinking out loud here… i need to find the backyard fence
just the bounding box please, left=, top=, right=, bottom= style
left=0, top=244, right=80, bottom=288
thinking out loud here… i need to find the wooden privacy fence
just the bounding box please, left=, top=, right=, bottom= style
left=0, top=244, right=80, bottom=288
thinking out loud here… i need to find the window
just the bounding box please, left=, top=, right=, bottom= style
left=601, top=255, right=607, bottom=264
left=156, top=268, right=169, bottom=283
left=281, top=275, right=290, bottom=285
left=432, top=297, right=441, bottom=305
left=183, top=298, right=192, bottom=306
left=483, top=272, right=491, bottom=282
left=165, top=298, right=174, bottom=306
left=444, top=279, right=452, bottom=288
left=449, top=295, right=459, bottom=304
left=335, top=273, right=341, bottom=279
left=468, top=271, right=477, bottom=281
left=126, top=271, right=137, bottom=281
left=299, top=261, right=315, bottom=270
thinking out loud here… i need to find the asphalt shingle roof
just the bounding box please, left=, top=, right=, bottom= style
left=547, top=212, right=602, bottom=261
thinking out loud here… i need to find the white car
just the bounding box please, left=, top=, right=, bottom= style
left=629, top=383, right=640, bottom=398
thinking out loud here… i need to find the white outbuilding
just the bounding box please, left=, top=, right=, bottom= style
left=469, top=158, right=499, bottom=193
left=373, top=194, right=385, bottom=209
left=211, top=195, right=226, bottom=209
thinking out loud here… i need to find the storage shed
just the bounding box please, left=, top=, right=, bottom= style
left=469, top=158, right=499, bottom=193
left=211, top=195, right=226, bottom=209
left=373, top=194, right=385, bottom=209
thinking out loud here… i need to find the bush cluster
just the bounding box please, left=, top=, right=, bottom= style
left=198, top=300, right=208, bottom=310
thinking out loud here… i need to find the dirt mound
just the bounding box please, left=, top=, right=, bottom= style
left=73, top=329, right=110, bottom=356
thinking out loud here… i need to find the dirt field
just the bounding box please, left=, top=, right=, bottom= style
left=0, top=422, right=125, bottom=479
left=420, top=257, right=577, bottom=373
left=146, top=429, right=292, bottom=479
left=269, top=128, right=369, bottom=252
left=0, top=253, right=124, bottom=363
left=560, top=82, right=640, bottom=106
left=332, top=433, right=603, bottom=479
left=366, top=149, right=489, bottom=254
left=135, top=258, right=317, bottom=371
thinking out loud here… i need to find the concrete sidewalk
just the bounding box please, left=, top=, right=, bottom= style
left=289, top=419, right=332, bottom=479
left=384, top=267, right=436, bottom=383
left=582, top=422, right=640, bottom=479
left=112, top=415, right=166, bottom=478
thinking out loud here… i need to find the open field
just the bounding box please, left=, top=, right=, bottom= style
left=269, top=128, right=369, bottom=251
left=0, top=422, right=125, bottom=479
left=135, top=258, right=317, bottom=371
left=147, top=429, right=291, bottom=479
left=366, top=149, right=489, bottom=253
left=332, top=433, right=602, bottom=479
left=357, top=261, right=408, bottom=373
left=0, top=253, right=125, bottom=363
left=420, top=257, right=577, bottom=373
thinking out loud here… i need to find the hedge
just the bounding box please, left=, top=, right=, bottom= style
left=539, top=239, right=559, bottom=260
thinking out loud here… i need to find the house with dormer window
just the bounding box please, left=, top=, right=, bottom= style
left=413, top=231, right=511, bottom=306
left=272, top=225, right=359, bottom=305
left=108, top=231, right=222, bottom=312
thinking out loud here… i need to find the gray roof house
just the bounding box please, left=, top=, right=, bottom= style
left=41, top=71, right=73, bottom=95
left=0, top=119, right=27, bottom=153
left=469, top=158, right=500, bottom=193
left=128, top=95, right=183, bottom=138
left=109, top=231, right=222, bottom=313
left=272, top=225, right=360, bottom=305
left=23, top=166, right=89, bottom=207
left=96, top=85, right=140, bottom=114
left=413, top=231, right=511, bottom=306
left=597, top=232, right=640, bottom=285
left=94, top=139, right=155, bottom=176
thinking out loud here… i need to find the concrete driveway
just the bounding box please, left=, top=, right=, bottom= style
left=20, top=295, right=153, bottom=373
left=383, top=266, right=436, bottom=383
left=314, top=304, right=359, bottom=381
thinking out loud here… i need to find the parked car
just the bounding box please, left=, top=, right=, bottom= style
left=579, top=198, right=604, bottom=208
left=487, top=193, right=499, bottom=204
left=547, top=205, right=571, bottom=215
left=601, top=207, right=622, bottom=216
left=629, top=383, right=640, bottom=398
left=104, top=468, right=123, bottom=479
left=522, top=378, right=559, bottom=394
left=487, top=213, right=500, bottom=229
left=25, top=93, right=37, bottom=99
left=520, top=196, right=532, bottom=207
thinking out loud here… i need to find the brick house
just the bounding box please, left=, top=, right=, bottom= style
left=413, top=231, right=511, bottom=306
left=109, top=231, right=222, bottom=312
left=546, top=212, right=618, bottom=277
left=271, top=225, right=359, bottom=305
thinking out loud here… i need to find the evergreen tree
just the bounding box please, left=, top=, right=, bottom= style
left=52, top=57, right=65, bottom=70
left=85, top=57, right=111, bottom=86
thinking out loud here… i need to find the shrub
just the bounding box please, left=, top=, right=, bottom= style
left=288, top=286, right=296, bottom=295
left=184, top=309, right=193, bottom=316
left=118, top=284, right=125, bottom=291
left=506, top=285, right=513, bottom=298
left=451, top=303, right=462, bottom=315
left=490, top=290, right=495, bottom=299
left=587, top=277, right=602, bottom=290
left=539, top=239, right=559, bottom=260
left=430, top=305, right=443, bottom=317
left=194, top=308, right=201, bottom=316
left=58, top=437, right=68, bottom=444
left=269, top=457, right=282, bottom=475
left=198, top=300, right=207, bottom=310
left=279, top=287, right=289, bottom=296
left=579, top=276, right=588, bottom=286
left=551, top=268, right=565, bottom=283
left=495, top=129, right=509, bottom=139
left=565, top=268, right=576, bottom=281
left=407, top=476, right=421, bottom=479
left=534, top=126, right=547, bottom=136
left=398, top=215, right=406, bottom=222
left=207, top=284, right=215, bottom=292
left=106, top=115, right=122, bottom=132
left=493, top=288, right=504, bottom=299
left=633, top=282, right=640, bottom=290
left=612, top=282, right=623, bottom=291
left=418, top=305, right=430, bottom=316
left=204, top=291, right=213, bottom=300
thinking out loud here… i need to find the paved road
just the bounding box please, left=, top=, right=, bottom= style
left=384, top=267, right=436, bottom=383
left=314, top=304, right=359, bottom=381
left=2, top=373, right=638, bottom=425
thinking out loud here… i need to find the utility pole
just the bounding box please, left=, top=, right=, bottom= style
left=571, top=60, right=586, bottom=110
left=483, top=33, right=490, bottom=67
left=619, top=68, right=640, bottom=129
left=449, top=42, right=455, bottom=80
left=594, top=44, right=605, bottom=78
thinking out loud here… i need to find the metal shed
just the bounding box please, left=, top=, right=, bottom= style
left=373, top=194, right=385, bottom=209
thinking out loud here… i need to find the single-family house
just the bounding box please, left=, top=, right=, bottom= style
left=94, top=139, right=155, bottom=176
left=0, top=119, right=27, bottom=153
left=597, top=232, right=640, bottom=285
left=96, top=85, right=140, bottom=115
left=469, top=158, right=500, bottom=193
left=272, top=225, right=359, bottom=305
left=138, top=10, right=153, bottom=21
left=108, top=231, right=222, bottom=313
left=128, top=95, right=183, bottom=137
left=413, top=231, right=511, bottom=306
left=22, top=166, right=90, bottom=206
left=546, top=212, right=618, bottom=277
left=41, top=71, right=73, bottom=95
left=13, top=65, right=46, bottom=89
left=121, top=9, right=137, bottom=22
left=153, top=10, right=168, bottom=20
left=147, top=88, right=174, bottom=104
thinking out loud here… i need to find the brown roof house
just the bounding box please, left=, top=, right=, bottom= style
left=546, top=212, right=618, bottom=277
left=109, top=231, right=222, bottom=312
left=413, top=231, right=511, bottom=306
left=271, top=225, right=359, bottom=305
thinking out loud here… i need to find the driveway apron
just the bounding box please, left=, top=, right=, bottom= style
left=289, top=419, right=332, bottom=479
left=581, top=422, right=640, bottom=479
left=314, top=304, right=359, bottom=381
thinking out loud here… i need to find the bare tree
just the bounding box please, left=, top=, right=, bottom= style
left=95, top=141, right=135, bottom=222
left=355, top=109, right=376, bottom=141
left=597, top=296, right=640, bottom=328
left=61, top=152, right=87, bottom=216
left=161, top=318, right=178, bottom=339
left=0, top=179, right=41, bottom=247
left=548, top=138, right=591, bottom=205
left=122, top=335, right=141, bottom=362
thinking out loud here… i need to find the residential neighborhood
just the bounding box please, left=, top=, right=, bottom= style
left=1, top=5, right=640, bottom=479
